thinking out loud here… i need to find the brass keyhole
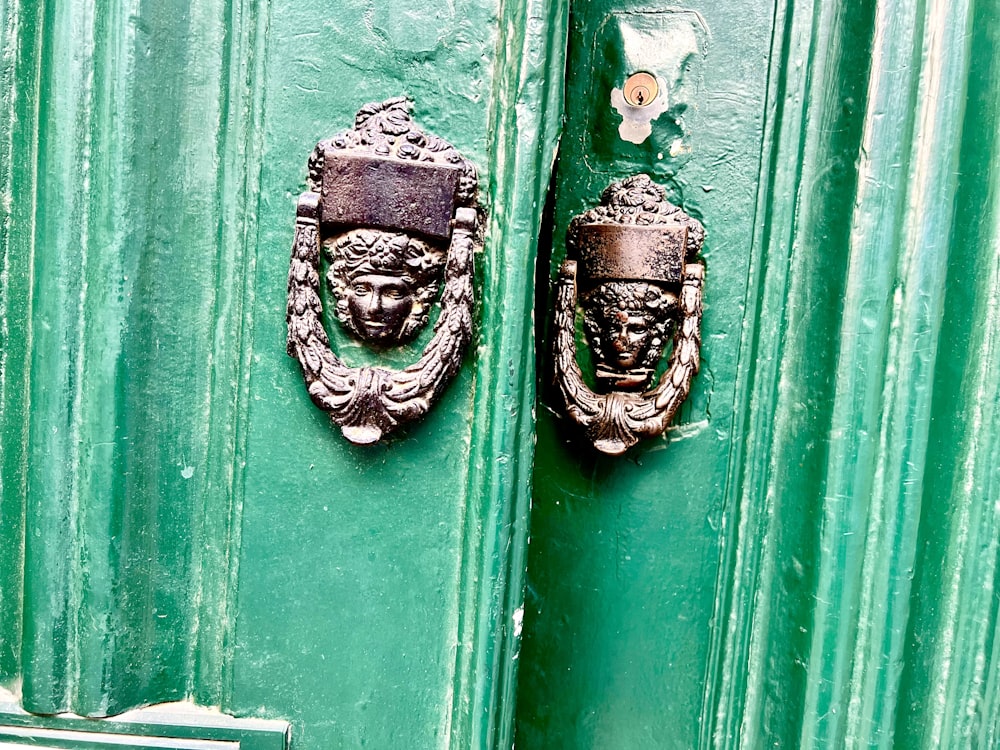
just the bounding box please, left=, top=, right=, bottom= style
left=623, top=72, right=659, bottom=107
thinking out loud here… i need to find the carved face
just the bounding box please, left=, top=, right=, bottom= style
left=346, top=273, right=415, bottom=342
left=582, top=281, right=677, bottom=388
left=326, top=228, right=446, bottom=345
left=602, top=308, right=657, bottom=369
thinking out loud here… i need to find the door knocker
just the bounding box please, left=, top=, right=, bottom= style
left=286, top=97, right=479, bottom=445
left=551, top=175, right=705, bottom=455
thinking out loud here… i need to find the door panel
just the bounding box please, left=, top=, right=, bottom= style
left=519, top=0, right=1000, bottom=748
left=518, top=0, right=774, bottom=745
left=0, top=0, right=566, bottom=747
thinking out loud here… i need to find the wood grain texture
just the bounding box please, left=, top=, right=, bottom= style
left=6, top=0, right=270, bottom=718
left=522, top=0, right=1000, bottom=748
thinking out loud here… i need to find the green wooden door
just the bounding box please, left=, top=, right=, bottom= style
left=0, top=0, right=566, bottom=747
left=517, top=0, right=1000, bottom=748
left=3, top=0, right=1000, bottom=748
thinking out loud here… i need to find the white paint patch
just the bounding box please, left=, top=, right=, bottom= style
left=611, top=81, right=670, bottom=144
left=512, top=606, right=524, bottom=638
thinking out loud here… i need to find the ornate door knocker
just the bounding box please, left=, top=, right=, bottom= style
left=551, top=175, right=705, bottom=455
left=286, top=97, right=479, bottom=445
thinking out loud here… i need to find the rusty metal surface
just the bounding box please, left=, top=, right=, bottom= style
left=320, top=152, right=461, bottom=240
left=577, top=222, right=687, bottom=284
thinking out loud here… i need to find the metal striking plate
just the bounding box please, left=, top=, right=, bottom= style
left=320, top=152, right=461, bottom=240
left=577, top=222, right=687, bottom=284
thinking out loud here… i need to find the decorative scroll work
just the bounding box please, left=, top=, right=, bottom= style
left=285, top=98, right=478, bottom=445
left=287, top=199, right=475, bottom=444
left=552, top=175, right=705, bottom=455
left=553, top=261, right=703, bottom=455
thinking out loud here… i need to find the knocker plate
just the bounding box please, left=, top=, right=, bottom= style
left=552, top=174, right=705, bottom=455
left=286, top=97, right=479, bottom=445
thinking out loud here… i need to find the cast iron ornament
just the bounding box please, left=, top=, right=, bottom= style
left=552, top=174, right=705, bottom=455
left=286, top=97, right=479, bottom=445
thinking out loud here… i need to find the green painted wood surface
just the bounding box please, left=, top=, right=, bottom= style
left=0, top=0, right=566, bottom=747
left=4, top=0, right=1000, bottom=747
left=228, top=2, right=566, bottom=747
left=518, top=1, right=774, bottom=745
left=0, top=699, right=289, bottom=750
left=518, top=0, right=1000, bottom=748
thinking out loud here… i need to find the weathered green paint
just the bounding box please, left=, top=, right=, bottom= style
left=0, top=0, right=38, bottom=690
left=0, top=700, right=289, bottom=750
left=520, top=0, right=1000, bottom=748
left=14, top=0, right=262, bottom=714
left=228, top=2, right=567, bottom=746
left=518, top=1, right=774, bottom=745
left=4, top=0, right=1000, bottom=746
left=0, top=0, right=565, bottom=748
left=894, top=2, right=1000, bottom=745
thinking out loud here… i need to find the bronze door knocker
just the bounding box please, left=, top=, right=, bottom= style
left=286, top=97, right=479, bottom=445
left=552, top=174, right=705, bottom=455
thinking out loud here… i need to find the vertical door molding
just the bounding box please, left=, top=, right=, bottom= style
left=4, top=0, right=271, bottom=716
left=709, top=0, right=1000, bottom=747
left=0, top=0, right=42, bottom=691
left=449, top=1, right=569, bottom=747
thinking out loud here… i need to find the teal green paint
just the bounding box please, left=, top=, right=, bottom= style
left=517, top=1, right=775, bottom=747
left=16, top=0, right=261, bottom=714
left=715, top=0, right=987, bottom=746
left=795, top=0, right=969, bottom=744
left=0, top=0, right=41, bottom=686
left=715, top=0, right=881, bottom=745
left=520, top=0, right=1000, bottom=748
left=448, top=1, right=568, bottom=747
left=1, top=0, right=564, bottom=747
left=895, top=1, right=1000, bottom=745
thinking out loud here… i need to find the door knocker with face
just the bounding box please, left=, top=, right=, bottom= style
left=551, top=175, right=705, bottom=455
left=286, top=97, right=479, bottom=445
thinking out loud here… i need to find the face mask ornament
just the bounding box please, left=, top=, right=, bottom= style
left=286, top=97, right=479, bottom=445
left=551, top=174, right=705, bottom=455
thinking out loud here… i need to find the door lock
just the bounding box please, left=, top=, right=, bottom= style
left=622, top=72, right=659, bottom=107
left=286, top=97, right=479, bottom=445
left=551, top=175, right=705, bottom=455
